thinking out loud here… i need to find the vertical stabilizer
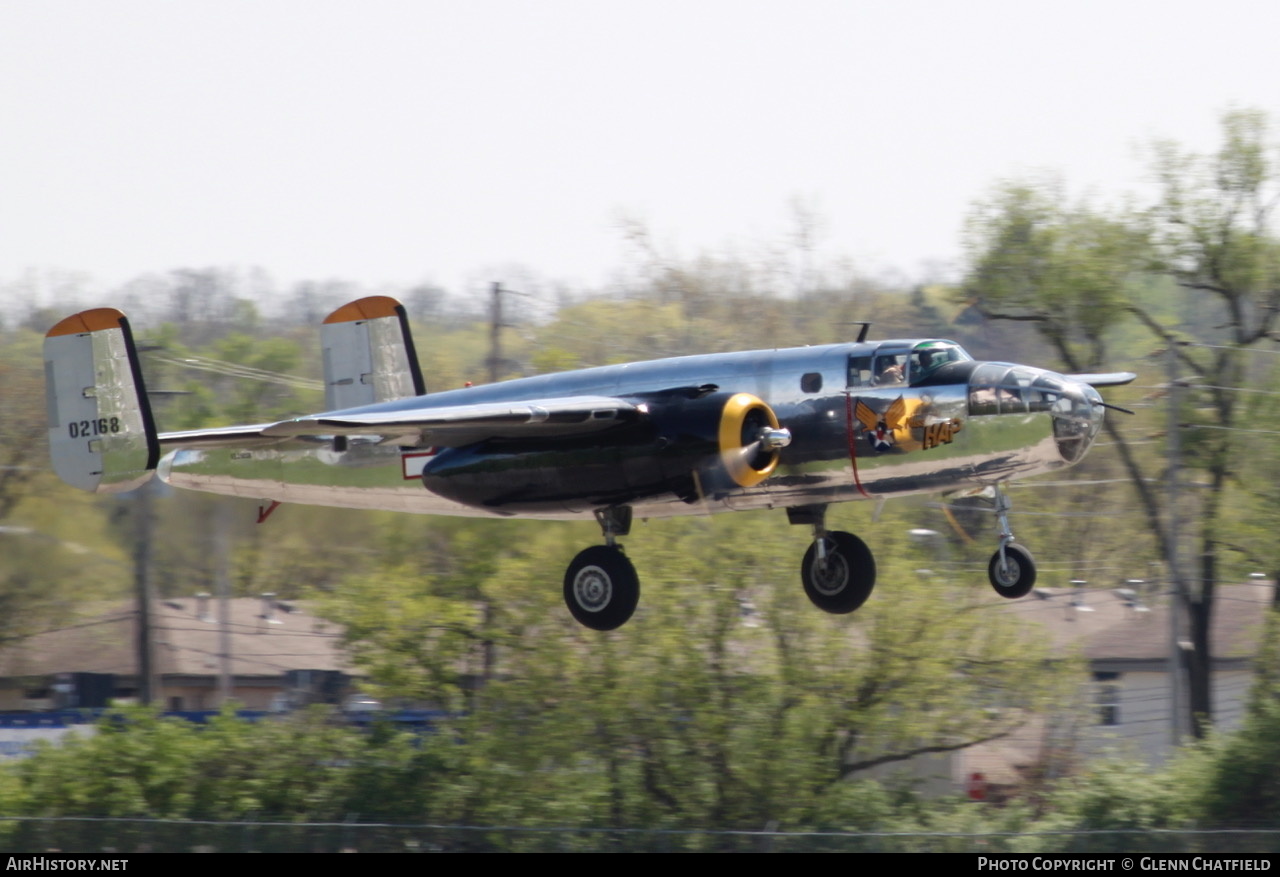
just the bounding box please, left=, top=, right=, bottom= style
left=44, top=308, right=159, bottom=493
left=321, top=296, right=426, bottom=410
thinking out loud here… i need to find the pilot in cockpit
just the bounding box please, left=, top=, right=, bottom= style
left=909, top=341, right=966, bottom=383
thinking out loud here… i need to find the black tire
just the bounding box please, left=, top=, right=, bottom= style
left=563, top=545, right=640, bottom=631
left=801, top=530, right=876, bottom=614
left=988, top=543, right=1036, bottom=599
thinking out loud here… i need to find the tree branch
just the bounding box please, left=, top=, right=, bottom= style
left=839, top=725, right=1017, bottom=779
left=1124, top=304, right=1205, bottom=374
left=974, top=306, right=1051, bottom=324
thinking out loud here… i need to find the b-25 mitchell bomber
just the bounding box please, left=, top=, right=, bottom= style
left=45, top=297, right=1134, bottom=630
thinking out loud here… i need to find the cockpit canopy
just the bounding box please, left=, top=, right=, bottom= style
left=848, top=340, right=973, bottom=388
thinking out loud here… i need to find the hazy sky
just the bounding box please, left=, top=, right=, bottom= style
left=2, top=0, right=1276, bottom=300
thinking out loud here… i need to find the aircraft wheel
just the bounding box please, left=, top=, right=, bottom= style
left=988, top=543, right=1036, bottom=599
left=801, top=531, right=876, bottom=614
left=564, top=545, right=640, bottom=631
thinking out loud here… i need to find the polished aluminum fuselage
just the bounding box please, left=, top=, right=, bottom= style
left=159, top=340, right=1086, bottom=520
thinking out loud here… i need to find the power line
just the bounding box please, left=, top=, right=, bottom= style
left=150, top=354, right=322, bottom=391
left=1193, top=383, right=1280, bottom=396
left=1185, top=342, right=1280, bottom=355
left=0, top=612, right=136, bottom=642
left=1004, top=510, right=1150, bottom=519
left=163, top=622, right=342, bottom=639
left=1185, top=424, right=1280, bottom=437
left=1092, top=440, right=1160, bottom=447
left=1005, top=477, right=1153, bottom=488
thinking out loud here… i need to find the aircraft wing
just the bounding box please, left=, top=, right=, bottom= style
left=159, top=423, right=293, bottom=450
left=258, top=395, right=642, bottom=446
left=1066, top=372, right=1138, bottom=388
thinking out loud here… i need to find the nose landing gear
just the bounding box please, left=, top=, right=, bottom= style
left=987, top=487, right=1036, bottom=598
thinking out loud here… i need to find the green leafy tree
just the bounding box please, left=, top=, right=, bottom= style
left=10, top=706, right=446, bottom=825
left=322, top=510, right=1078, bottom=834
left=1196, top=611, right=1280, bottom=827
left=0, top=332, right=48, bottom=523
left=1141, top=110, right=1280, bottom=732
left=963, top=109, right=1280, bottom=736
left=963, top=176, right=1149, bottom=371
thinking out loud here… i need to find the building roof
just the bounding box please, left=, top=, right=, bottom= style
left=0, top=596, right=350, bottom=681
left=992, top=582, right=1273, bottom=664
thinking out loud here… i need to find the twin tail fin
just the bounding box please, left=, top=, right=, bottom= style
left=44, top=308, right=159, bottom=493
left=45, top=296, right=427, bottom=493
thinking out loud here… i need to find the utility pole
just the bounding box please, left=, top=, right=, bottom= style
left=488, top=282, right=504, bottom=384
left=131, top=349, right=189, bottom=709
left=1166, top=345, right=1185, bottom=746
left=215, top=503, right=233, bottom=706
left=481, top=281, right=515, bottom=690
left=133, top=479, right=157, bottom=706
left=487, top=281, right=529, bottom=384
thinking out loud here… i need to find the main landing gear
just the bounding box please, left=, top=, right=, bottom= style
left=561, top=503, right=883, bottom=631
left=558, top=490, right=1037, bottom=630
left=788, top=505, right=877, bottom=614
left=987, top=486, right=1036, bottom=598
left=563, top=506, right=639, bottom=631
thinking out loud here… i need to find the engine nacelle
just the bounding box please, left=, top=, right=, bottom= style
left=420, top=391, right=788, bottom=513
left=651, top=391, right=787, bottom=491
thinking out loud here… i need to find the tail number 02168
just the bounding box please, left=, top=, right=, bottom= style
left=68, top=418, right=121, bottom=439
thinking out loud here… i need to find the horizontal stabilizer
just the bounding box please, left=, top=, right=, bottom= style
left=1066, top=372, right=1138, bottom=388
left=44, top=309, right=159, bottom=493
left=262, top=395, right=640, bottom=446
left=157, top=423, right=287, bottom=451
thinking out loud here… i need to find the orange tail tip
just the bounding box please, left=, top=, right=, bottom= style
left=322, top=295, right=405, bottom=324
left=45, top=307, right=128, bottom=337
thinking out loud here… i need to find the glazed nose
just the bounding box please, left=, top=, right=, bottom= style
left=1052, top=381, right=1105, bottom=463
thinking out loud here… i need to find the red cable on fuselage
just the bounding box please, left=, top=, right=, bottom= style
left=844, top=393, right=871, bottom=499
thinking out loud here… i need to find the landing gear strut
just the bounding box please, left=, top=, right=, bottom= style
left=563, top=506, right=640, bottom=630
left=789, top=505, right=876, bottom=614
left=987, top=486, right=1036, bottom=598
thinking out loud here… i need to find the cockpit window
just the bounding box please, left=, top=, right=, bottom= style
left=873, top=352, right=908, bottom=386
left=997, top=367, right=1036, bottom=414
left=855, top=341, right=973, bottom=388
left=1028, top=374, right=1066, bottom=413
left=997, top=386, right=1026, bottom=414
left=848, top=355, right=873, bottom=388
left=908, top=341, right=971, bottom=385
left=968, top=364, right=1043, bottom=416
